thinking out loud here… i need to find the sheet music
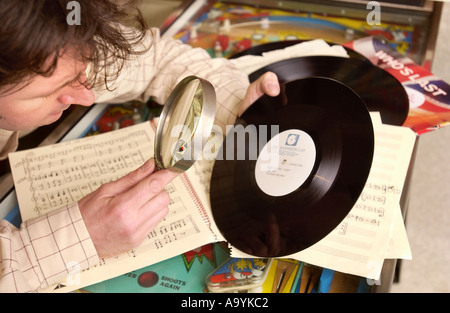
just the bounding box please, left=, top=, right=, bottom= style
left=8, top=122, right=215, bottom=292
left=231, top=122, right=416, bottom=280
left=385, top=204, right=412, bottom=260
left=295, top=122, right=415, bottom=279
left=294, top=123, right=415, bottom=280
left=10, top=123, right=153, bottom=221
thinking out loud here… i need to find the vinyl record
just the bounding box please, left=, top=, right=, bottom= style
left=230, top=39, right=370, bottom=63
left=248, top=56, right=409, bottom=126
left=210, top=77, right=374, bottom=257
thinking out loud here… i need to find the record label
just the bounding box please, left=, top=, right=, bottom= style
left=255, top=129, right=316, bottom=197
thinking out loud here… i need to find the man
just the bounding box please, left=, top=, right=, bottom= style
left=0, top=0, right=279, bottom=292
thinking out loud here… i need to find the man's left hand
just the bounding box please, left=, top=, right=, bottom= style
left=239, top=71, right=280, bottom=116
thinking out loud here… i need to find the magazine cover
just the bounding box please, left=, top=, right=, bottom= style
left=345, top=36, right=450, bottom=135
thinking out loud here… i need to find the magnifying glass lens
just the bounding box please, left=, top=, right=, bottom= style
left=155, top=76, right=216, bottom=172
left=160, top=79, right=203, bottom=168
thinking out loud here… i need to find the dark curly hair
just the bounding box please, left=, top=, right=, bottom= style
left=0, top=0, right=149, bottom=93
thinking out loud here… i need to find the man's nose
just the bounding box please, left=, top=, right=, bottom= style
left=57, top=84, right=95, bottom=107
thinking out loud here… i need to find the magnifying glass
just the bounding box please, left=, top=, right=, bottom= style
left=154, top=76, right=216, bottom=173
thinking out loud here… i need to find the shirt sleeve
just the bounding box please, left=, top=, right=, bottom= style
left=0, top=130, right=19, bottom=161
left=92, top=28, right=250, bottom=132
left=0, top=204, right=99, bottom=293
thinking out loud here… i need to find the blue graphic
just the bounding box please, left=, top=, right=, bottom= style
left=286, top=134, right=300, bottom=146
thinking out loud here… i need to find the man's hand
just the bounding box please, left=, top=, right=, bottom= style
left=239, top=71, right=280, bottom=116
left=78, top=158, right=177, bottom=258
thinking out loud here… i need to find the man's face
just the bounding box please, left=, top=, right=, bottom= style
left=0, top=53, right=95, bottom=131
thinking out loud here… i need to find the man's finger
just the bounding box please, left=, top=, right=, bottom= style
left=113, top=168, right=179, bottom=210
left=92, top=158, right=156, bottom=199
left=239, top=71, right=280, bottom=117
left=139, top=197, right=170, bottom=234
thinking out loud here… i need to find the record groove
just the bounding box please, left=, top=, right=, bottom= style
left=210, top=77, right=374, bottom=257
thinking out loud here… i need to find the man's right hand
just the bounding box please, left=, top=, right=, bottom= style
left=78, top=158, right=177, bottom=258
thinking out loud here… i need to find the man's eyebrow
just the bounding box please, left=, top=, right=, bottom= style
left=47, top=71, right=85, bottom=94
left=59, top=72, right=85, bottom=88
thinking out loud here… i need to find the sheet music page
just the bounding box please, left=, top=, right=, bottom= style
left=385, top=204, right=412, bottom=260
left=290, top=123, right=416, bottom=279
left=231, top=123, right=416, bottom=280
left=184, top=158, right=227, bottom=243
left=10, top=122, right=153, bottom=221
left=8, top=122, right=215, bottom=292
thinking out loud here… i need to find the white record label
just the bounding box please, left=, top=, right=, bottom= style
left=255, top=129, right=316, bottom=197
